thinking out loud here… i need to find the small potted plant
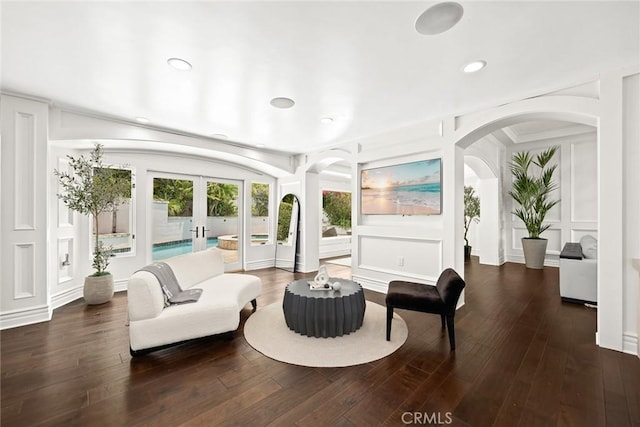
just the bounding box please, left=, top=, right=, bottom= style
left=508, top=146, right=560, bottom=269
left=463, top=186, right=480, bottom=261
left=54, top=144, right=130, bottom=304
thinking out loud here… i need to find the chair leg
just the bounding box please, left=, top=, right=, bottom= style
left=445, top=315, right=456, bottom=350
left=386, top=305, right=394, bottom=341
left=440, top=314, right=446, bottom=329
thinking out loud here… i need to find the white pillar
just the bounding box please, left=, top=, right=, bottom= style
left=478, top=178, right=501, bottom=265
left=597, top=72, right=625, bottom=351
left=301, top=172, right=320, bottom=272
left=443, top=130, right=465, bottom=310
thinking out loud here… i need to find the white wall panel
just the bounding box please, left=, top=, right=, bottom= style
left=1, top=95, right=50, bottom=329
left=14, top=243, right=36, bottom=299
left=571, top=227, right=598, bottom=242
left=571, top=142, right=598, bottom=222
left=358, top=235, right=442, bottom=282
left=512, top=227, right=562, bottom=254
left=56, top=157, right=75, bottom=228
left=14, top=112, right=36, bottom=230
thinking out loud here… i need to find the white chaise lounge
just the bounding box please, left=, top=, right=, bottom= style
left=127, top=249, right=261, bottom=355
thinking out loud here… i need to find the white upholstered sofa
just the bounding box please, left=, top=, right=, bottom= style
left=559, top=235, right=597, bottom=304
left=127, top=249, right=261, bottom=355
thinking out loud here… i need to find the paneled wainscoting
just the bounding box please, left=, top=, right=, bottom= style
left=1, top=259, right=638, bottom=426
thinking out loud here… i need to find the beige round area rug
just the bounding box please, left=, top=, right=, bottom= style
left=243, top=301, right=408, bottom=367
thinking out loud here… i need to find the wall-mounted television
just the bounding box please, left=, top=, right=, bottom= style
left=360, top=158, right=442, bottom=215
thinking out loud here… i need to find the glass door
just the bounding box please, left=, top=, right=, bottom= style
left=204, top=179, right=241, bottom=270
left=150, top=173, right=242, bottom=271
left=151, top=174, right=195, bottom=261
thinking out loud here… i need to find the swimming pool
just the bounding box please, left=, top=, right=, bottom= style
left=152, top=238, right=219, bottom=260
left=152, top=235, right=270, bottom=260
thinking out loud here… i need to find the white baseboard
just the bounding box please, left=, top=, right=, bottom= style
left=114, top=279, right=128, bottom=292
left=0, top=305, right=52, bottom=330
left=623, top=332, right=638, bottom=356
left=246, top=259, right=276, bottom=271
left=51, top=286, right=83, bottom=310
left=351, top=275, right=389, bottom=294
left=51, top=279, right=128, bottom=311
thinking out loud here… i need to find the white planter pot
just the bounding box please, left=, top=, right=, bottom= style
left=521, top=238, right=548, bottom=269
left=84, top=274, right=114, bottom=305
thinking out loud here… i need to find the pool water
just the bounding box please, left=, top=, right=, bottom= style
left=152, top=235, right=269, bottom=260
left=152, top=238, right=218, bottom=260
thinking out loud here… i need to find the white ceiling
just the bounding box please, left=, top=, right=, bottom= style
left=1, top=1, right=638, bottom=154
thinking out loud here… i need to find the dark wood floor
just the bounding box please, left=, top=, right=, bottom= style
left=1, top=258, right=639, bottom=426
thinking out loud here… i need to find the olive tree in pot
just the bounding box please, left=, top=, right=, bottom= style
left=508, top=146, right=560, bottom=269
left=54, top=144, right=130, bottom=304
left=463, top=186, right=480, bottom=261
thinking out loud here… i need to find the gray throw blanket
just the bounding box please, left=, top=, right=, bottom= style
left=138, top=262, right=202, bottom=306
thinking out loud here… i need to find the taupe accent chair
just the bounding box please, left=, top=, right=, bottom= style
left=386, top=268, right=466, bottom=350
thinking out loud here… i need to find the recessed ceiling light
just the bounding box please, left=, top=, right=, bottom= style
left=210, top=133, right=228, bottom=140
left=462, top=60, right=487, bottom=73
left=135, top=117, right=149, bottom=124
left=167, top=57, right=192, bottom=71
left=415, top=2, right=464, bottom=35
left=255, top=144, right=265, bottom=148
left=320, top=117, right=334, bottom=124
left=270, top=97, right=295, bottom=109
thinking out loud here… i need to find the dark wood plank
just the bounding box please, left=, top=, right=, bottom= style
left=1, top=257, right=638, bottom=426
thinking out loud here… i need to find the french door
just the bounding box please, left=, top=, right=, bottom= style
left=150, top=172, right=242, bottom=271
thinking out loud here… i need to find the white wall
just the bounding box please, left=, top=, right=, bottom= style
left=50, top=146, right=86, bottom=309
left=348, top=122, right=448, bottom=293
left=622, top=73, right=640, bottom=354
left=1, top=95, right=51, bottom=328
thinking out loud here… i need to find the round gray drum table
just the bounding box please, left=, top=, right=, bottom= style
left=282, top=278, right=366, bottom=338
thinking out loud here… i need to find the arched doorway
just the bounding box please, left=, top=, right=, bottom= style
left=449, top=94, right=624, bottom=349
left=283, top=150, right=355, bottom=273
left=464, top=155, right=501, bottom=266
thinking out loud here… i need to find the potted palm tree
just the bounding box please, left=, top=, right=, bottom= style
left=463, top=186, right=480, bottom=261
left=54, top=144, right=130, bottom=304
left=508, top=146, right=560, bottom=269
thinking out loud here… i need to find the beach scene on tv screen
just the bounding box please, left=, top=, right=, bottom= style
left=361, top=159, right=441, bottom=215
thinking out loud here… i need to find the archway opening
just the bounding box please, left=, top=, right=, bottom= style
left=295, top=152, right=355, bottom=273
left=452, top=103, right=601, bottom=345
left=464, top=155, right=501, bottom=266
